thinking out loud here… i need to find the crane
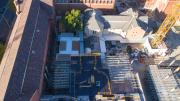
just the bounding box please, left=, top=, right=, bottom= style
left=150, top=4, right=180, bottom=48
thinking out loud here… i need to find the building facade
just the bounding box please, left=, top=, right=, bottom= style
left=144, top=65, right=180, bottom=101
left=54, top=0, right=115, bottom=15
left=139, top=0, right=180, bottom=21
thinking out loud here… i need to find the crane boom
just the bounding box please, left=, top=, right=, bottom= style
left=151, top=4, right=180, bottom=48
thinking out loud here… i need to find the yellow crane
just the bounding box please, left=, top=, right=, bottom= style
left=151, top=4, right=180, bottom=48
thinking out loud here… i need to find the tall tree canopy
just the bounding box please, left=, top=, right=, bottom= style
left=62, top=9, right=82, bottom=33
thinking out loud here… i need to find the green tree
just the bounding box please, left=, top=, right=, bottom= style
left=62, top=9, right=82, bottom=34
left=0, top=43, right=5, bottom=61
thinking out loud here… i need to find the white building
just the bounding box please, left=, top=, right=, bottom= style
left=84, top=9, right=154, bottom=56
left=84, top=9, right=150, bottom=43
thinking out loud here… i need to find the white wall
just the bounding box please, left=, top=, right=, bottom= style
left=144, top=38, right=167, bottom=56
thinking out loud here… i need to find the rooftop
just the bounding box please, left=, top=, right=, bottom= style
left=0, top=0, right=53, bottom=100
left=84, top=9, right=102, bottom=31
left=84, top=9, right=157, bottom=43
left=57, top=33, right=84, bottom=55
left=85, top=8, right=152, bottom=33
left=58, top=36, right=80, bottom=55
left=147, top=65, right=180, bottom=101
left=102, top=15, right=134, bottom=31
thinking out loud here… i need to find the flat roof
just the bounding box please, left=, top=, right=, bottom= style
left=57, top=35, right=80, bottom=55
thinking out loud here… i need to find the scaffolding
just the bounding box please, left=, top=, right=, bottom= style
left=145, top=65, right=180, bottom=101
left=45, top=54, right=71, bottom=90
left=106, top=53, right=139, bottom=93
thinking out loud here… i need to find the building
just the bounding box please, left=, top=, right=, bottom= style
left=139, top=0, right=179, bottom=14
left=41, top=9, right=146, bottom=100
left=145, top=65, right=180, bottom=101
left=84, top=9, right=157, bottom=57
left=1, top=0, right=179, bottom=101
left=0, top=0, right=53, bottom=100
left=84, top=9, right=153, bottom=43
left=83, top=9, right=146, bottom=100
left=139, top=0, right=180, bottom=21
left=54, top=0, right=116, bottom=15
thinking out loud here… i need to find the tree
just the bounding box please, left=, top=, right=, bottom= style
left=0, top=43, right=5, bottom=61
left=62, top=9, right=82, bottom=34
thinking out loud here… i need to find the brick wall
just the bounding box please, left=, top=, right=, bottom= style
left=54, top=0, right=115, bottom=15
left=140, top=0, right=179, bottom=21
left=140, top=0, right=179, bottom=14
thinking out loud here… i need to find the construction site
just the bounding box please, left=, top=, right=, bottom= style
left=0, top=0, right=179, bottom=101
left=40, top=0, right=180, bottom=101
